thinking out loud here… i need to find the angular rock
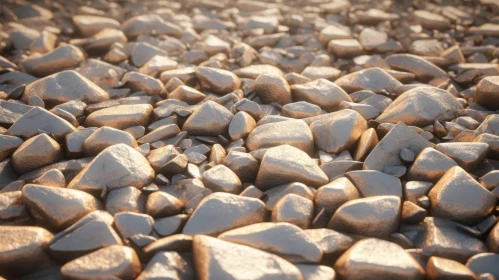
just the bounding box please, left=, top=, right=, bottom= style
left=195, top=66, right=241, bottom=95
left=314, top=177, right=360, bottom=214
left=272, top=194, right=314, bottom=229
left=436, top=142, right=488, bottom=171
left=202, top=165, right=242, bottom=194
left=182, top=101, right=234, bottom=136
left=83, top=126, right=137, bottom=156
left=254, top=74, right=292, bottom=105
left=8, top=107, right=77, bottom=140
left=346, top=170, right=402, bottom=198
left=335, top=67, right=402, bottom=93
left=291, top=79, right=351, bottom=112
left=408, top=148, right=458, bottom=183
left=386, top=54, right=447, bottom=79
left=85, top=104, right=153, bottom=130
left=11, top=133, right=62, bottom=174
left=426, top=256, right=476, bottom=280
left=20, top=45, right=85, bottom=77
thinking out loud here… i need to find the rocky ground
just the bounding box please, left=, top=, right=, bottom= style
left=1, top=0, right=499, bottom=279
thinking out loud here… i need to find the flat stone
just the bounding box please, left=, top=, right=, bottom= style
left=8, top=107, right=76, bottom=140
left=319, top=25, right=351, bottom=45
left=233, top=64, right=284, bottom=79
left=193, top=235, right=302, bottom=280
left=20, top=45, right=85, bottom=77
left=154, top=214, right=188, bottom=237
left=296, top=264, right=336, bottom=280
left=426, top=256, right=476, bottom=280
left=77, top=59, right=124, bottom=90
left=436, top=142, right=488, bottom=171
left=255, top=145, right=328, bottom=191
left=219, top=222, right=322, bottom=263
left=386, top=54, right=447, bottom=79
left=475, top=76, right=499, bottom=110
left=73, top=15, right=120, bottom=37
left=408, top=147, right=458, bottom=182
left=105, top=186, right=146, bottom=216
left=410, top=39, right=444, bottom=57
left=466, top=253, right=499, bottom=279
left=327, top=39, right=363, bottom=58
left=32, top=169, right=66, bottom=188
left=414, top=10, right=451, bottom=30
left=60, top=245, right=141, bottom=279
left=428, top=166, right=496, bottom=225
left=359, top=28, right=388, bottom=50
left=83, top=126, right=137, bottom=156
left=183, top=193, right=266, bottom=236
left=291, top=79, right=351, bottom=112
left=282, top=101, right=322, bottom=119
left=138, top=124, right=180, bottom=144
left=122, top=14, right=182, bottom=38
left=137, top=251, right=195, bottom=280
left=85, top=104, right=153, bottom=130
left=122, top=71, right=164, bottom=96
left=305, top=228, right=355, bottom=263
left=195, top=66, right=240, bottom=95
left=346, top=170, right=402, bottom=198
left=334, top=238, right=424, bottom=280
left=202, top=165, right=242, bottom=194
left=328, top=196, right=401, bottom=238
left=310, top=109, right=367, bottom=154
left=254, top=74, right=292, bottom=105
left=335, top=67, right=402, bottom=93
left=11, top=133, right=62, bottom=174
left=0, top=135, right=23, bottom=162
left=22, top=184, right=101, bottom=231
left=246, top=119, right=314, bottom=154
left=0, top=226, right=53, bottom=277
left=68, top=144, right=155, bottom=196
left=146, top=191, right=184, bottom=218
left=364, top=122, right=433, bottom=171
left=168, top=85, right=205, bottom=105
left=182, top=101, right=234, bottom=136
left=114, top=212, right=154, bottom=239
left=263, top=182, right=315, bottom=211
left=314, top=177, right=360, bottom=214
left=272, top=194, right=314, bottom=229
left=142, top=234, right=192, bottom=257
left=377, top=87, right=463, bottom=127
left=228, top=111, right=256, bottom=141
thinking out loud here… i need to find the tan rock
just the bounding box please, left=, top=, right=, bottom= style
left=182, top=101, right=234, bottom=136
left=195, top=66, right=241, bottom=95
left=83, top=126, right=137, bottom=156
left=11, top=133, right=62, bottom=174
left=291, top=79, right=351, bottom=112
left=85, top=104, right=153, bottom=130
left=272, top=194, right=314, bottom=229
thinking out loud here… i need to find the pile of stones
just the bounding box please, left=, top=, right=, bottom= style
left=1, top=0, right=499, bottom=279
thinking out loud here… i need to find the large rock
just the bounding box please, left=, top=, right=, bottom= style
left=377, top=87, right=463, bottom=127
left=22, top=70, right=109, bottom=106
left=291, top=79, right=351, bottom=112
left=310, top=109, right=367, bottom=154
left=335, top=67, right=402, bottom=93
left=256, top=145, right=329, bottom=191
left=475, top=76, right=499, bottom=110
left=254, top=74, right=292, bottom=105
left=8, top=107, right=77, bottom=140
left=11, top=133, right=62, bottom=174
left=195, top=66, right=241, bottom=95
left=219, top=222, right=322, bottom=263
left=122, top=14, right=182, bottom=38
left=246, top=119, right=314, bottom=154
left=182, top=101, right=234, bottom=136
left=385, top=54, right=447, bottom=79
left=334, top=238, right=424, bottom=280
left=20, top=45, right=85, bottom=77
left=85, top=104, right=153, bottom=130
left=193, top=235, right=302, bottom=280
left=68, top=144, right=155, bottom=196
left=183, top=193, right=266, bottom=236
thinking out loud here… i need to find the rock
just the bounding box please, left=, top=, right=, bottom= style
left=256, top=145, right=328, bottom=191
left=219, top=222, right=322, bottom=263
left=68, top=144, right=155, bottom=196
left=254, top=74, right=292, bottom=105
left=327, top=39, right=363, bottom=58
left=228, top=111, right=256, bottom=141
left=183, top=193, right=266, bottom=236
left=106, top=186, right=146, bottom=216
left=414, top=10, right=451, bottom=30
left=364, top=122, right=433, bottom=171
left=401, top=201, right=427, bottom=224
left=335, top=67, right=402, bottom=93
left=168, top=85, right=205, bottom=105
left=0, top=226, right=53, bottom=277
left=282, top=101, right=322, bottom=119
left=60, top=245, right=141, bottom=279
left=202, top=165, right=242, bottom=194
left=137, top=251, right=195, bottom=280
left=195, top=67, right=241, bottom=95
left=83, top=126, right=137, bottom=156
left=8, top=107, right=77, bottom=140
left=73, top=15, right=120, bottom=37
left=33, top=169, right=66, bottom=188
left=305, top=228, right=355, bottom=263
left=426, top=256, right=476, bottom=280
left=246, top=119, right=314, bottom=154
left=334, top=238, right=424, bottom=280
left=377, top=87, right=463, bottom=127
left=114, top=212, right=154, bottom=239
left=291, top=79, right=351, bottom=112
left=470, top=23, right=499, bottom=37
left=138, top=124, right=180, bottom=144
left=475, top=76, right=499, bottom=110
left=436, top=142, right=488, bottom=171
left=488, top=221, right=499, bottom=253
left=385, top=54, right=447, bottom=79
left=154, top=214, right=188, bottom=237
left=233, top=64, right=284, bottom=79
left=22, top=70, right=109, bottom=106
left=85, top=104, right=153, bottom=129
left=122, top=71, right=164, bottom=96
left=346, top=170, right=402, bottom=198
left=122, top=14, right=182, bottom=38
left=11, top=134, right=62, bottom=174
left=466, top=253, right=499, bottom=279
left=328, top=196, right=401, bottom=238
left=358, top=28, right=388, bottom=50
left=428, top=166, right=496, bottom=225
left=408, top=148, right=458, bottom=182
left=296, top=264, right=336, bottom=280
left=0, top=135, right=23, bottom=162
left=319, top=25, right=352, bottom=45
left=22, top=184, right=101, bottom=230
left=410, top=39, right=444, bottom=57
left=182, top=101, right=234, bottom=136
left=272, top=194, right=314, bottom=229
left=263, top=182, right=314, bottom=211
left=354, top=128, right=378, bottom=161
left=314, top=177, right=360, bottom=214
left=310, top=109, right=367, bottom=154
left=20, top=45, right=85, bottom=77
left=193, top=235, right=302, bottom=280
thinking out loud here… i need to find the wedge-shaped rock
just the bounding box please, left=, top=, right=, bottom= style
left=22, top=184, right=102, bottom=231
left=20, top=45, right=85, bottom=77
left=328, top=196, right=401, bottom=238
left=0, top=226, right=53, bottom=277
left=426, top=256, right=476, bottom=280
left=60, top=245, right=141, bottom=279
left=11, top=133, right=62, bottom=174
left=466, top=253, right=499, bottom=279
left=291, top=79, right=351, bottom=112
left=182, top=101, right=234, bottom=136
left=193, top=235, right=302, bottom=280
left=436, top=142, right=488, bottom=171
left=475, top=76, right=499, bottom=110
left=195, top=66, right=241, bottom=95
left=122, top=14, right=182, bottom=38
left=85, top=104, right=153, bottom=130
left=407, top=147, right=458, bottom=182
left=247, top=119, right=314, bottom=154
left=310, top=109, right=367, bottom=154
left=183, top=193, right=266, bottom=236
left=8, top=107, right=76, bottom=140
left=305, top=228, right=354, bottom=263
left=256, top=145, right=329, bottom=191
left=428, top=166, right=496, bottom=225
left=314, top=177, right=360, bottom=214
left=335, top=67, right=402, bottom=93
left=364, top=122, right=433, bottom=171
left=345, top=170, right=402, bottom=198
left=272, top=194, right=314, bottom=229
left=377, top=87, right=463, bottom=127
left=385, top=54, right=447, bottom=79
left=334, top=238, right=424, bottom=280
left=254, top=74, right=292, bottom=105
left=219, top=222, right=321, bottom=263
left=137, top=251, right=195, bottom=280
left=296, top=264, right=336, bottom=280
left=202, top=165, right=242, bottom=194
left=83, top=126, right=137, bottom=156
left=0, top=135, right=23, bottom=162
left=22, top=70, right=108, bottom=106
left=77, top=59, right=124, bottom=90
left=68, top=144, right=155, bottom=196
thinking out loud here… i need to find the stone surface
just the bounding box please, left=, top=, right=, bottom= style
left=291, top=79, right=352, bottom=112
left=335, top=67, right=402, bottom=93
left=182, top=101, right=234, bottom=136
left=11, top=133, right=62, bottom=174
left=85, top=104, right=153, bottom=130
